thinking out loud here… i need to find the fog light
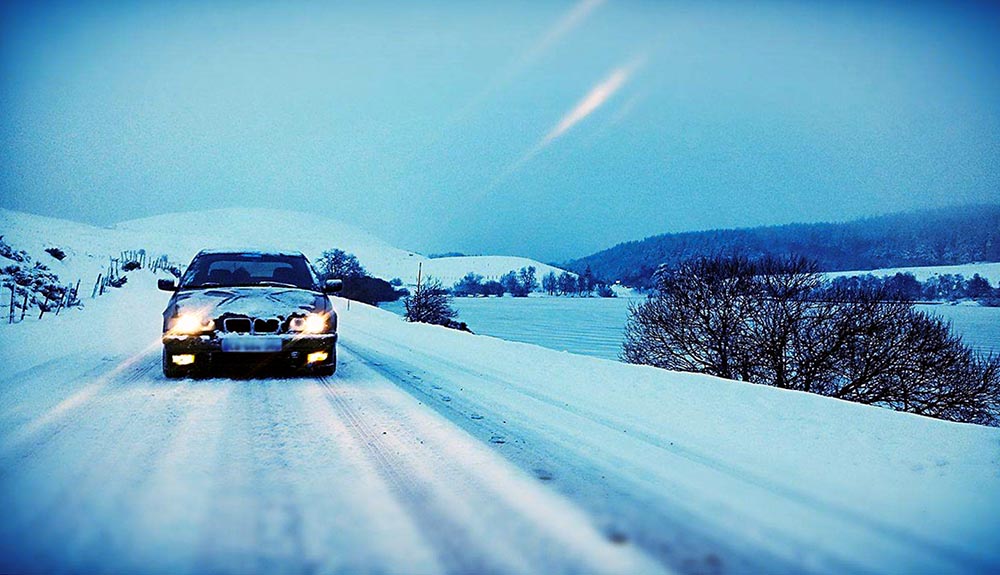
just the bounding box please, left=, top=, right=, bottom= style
left=307, top=351, right=329, bottom=364
left=171, top=354, right=195, bottom=366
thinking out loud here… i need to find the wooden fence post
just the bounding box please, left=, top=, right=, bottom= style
left=20, top=291, right=28, bottom=321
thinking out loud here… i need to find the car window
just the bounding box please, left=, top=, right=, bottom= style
left=181, top=253, right=319, bottom=290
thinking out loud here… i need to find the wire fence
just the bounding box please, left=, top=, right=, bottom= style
left=3, top=249, right=181, bottom=325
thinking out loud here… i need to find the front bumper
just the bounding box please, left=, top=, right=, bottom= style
left=163, top=332, right=337, bottom=369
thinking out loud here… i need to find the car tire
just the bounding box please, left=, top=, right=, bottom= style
left=162, top=348, right=187, bottom=379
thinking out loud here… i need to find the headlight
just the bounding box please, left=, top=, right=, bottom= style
left=169, top=313, right=215, bottom=334
left=289, top=313, right=326, bottom=333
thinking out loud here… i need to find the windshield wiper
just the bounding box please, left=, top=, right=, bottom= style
left=254, top=281, right=301, bottom=289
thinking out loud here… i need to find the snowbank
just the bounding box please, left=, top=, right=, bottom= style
left=338, top=300, right=1000, bottom=573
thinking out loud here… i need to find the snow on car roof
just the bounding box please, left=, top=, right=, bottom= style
left=196, top=249, right=307, bottom=257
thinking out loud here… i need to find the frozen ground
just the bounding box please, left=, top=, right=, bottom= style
left=384, top=297, right=1000, bottom=361
left=1, top=274, right=999, bottom=575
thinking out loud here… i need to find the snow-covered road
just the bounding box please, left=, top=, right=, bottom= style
left=1, top=276, right=998, bottom=574
left=0, top=346, right=661, bottom=574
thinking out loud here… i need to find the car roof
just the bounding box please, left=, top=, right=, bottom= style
left=195, top=249, right=307, bottom=258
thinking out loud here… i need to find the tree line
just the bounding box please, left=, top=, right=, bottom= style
left=623, top=255, right=1000, bottom=426
left=568, top=204, right=1000, bottom=288
left=453, top=265, right=615, bottom=298
left=828, top=272, right=999, bottom=306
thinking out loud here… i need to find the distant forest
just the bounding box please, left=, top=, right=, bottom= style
left=565, top=204, right=1000, bottom=287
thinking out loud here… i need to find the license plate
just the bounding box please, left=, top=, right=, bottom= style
left=221, top=336, right=283, bottom=353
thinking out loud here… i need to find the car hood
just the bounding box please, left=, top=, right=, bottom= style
left=171, top=287, right=328, bottom=319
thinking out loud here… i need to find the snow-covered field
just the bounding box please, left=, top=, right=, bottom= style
left=384, top=297, right=1000, bottom=361
left=0, top=208, right=566, bottom=286
left=826, top=262, right=1000, bottom=283
left=916, top=304, right=1000, bottom=356
left=1, top=272, right=998, bottom=574
left=2, top=209, right=999, bottom=574
left=384, top=297, right=637, bottom=361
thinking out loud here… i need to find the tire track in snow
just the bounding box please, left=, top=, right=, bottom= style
left=316, top=375, right=502, bottom=575
left=0, top=359, right=215, bottom=573
left=342, top=333, right=993, bottom=574
left=316, top=357, right=666, bottom=575
left=0, top=350, right=158, bottom=468
left=193, top=379, right=311, bottom=574
left=338, top=340, right=761, bottom=575
left=246, top=382, right=308, bottom=574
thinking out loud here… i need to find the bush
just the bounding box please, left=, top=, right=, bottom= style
left=453, top=272, right=485, bottom=297
left=315, top=248, right=403, bottom=304
left=404, top=277, right=457, bottom=326
left=557, top=271, right=576, bottom=295
left=623, top=255, right=1000, bottom=426
left=2, top=239, right=78, bottom=320
left=500, top=266, right=537, bottom=297
left=481, top=280, right=505, bottom=297
left=343, top=276, right=405, bottom=306
left=122, top=260, right=141, bottom=272
left=45, top=247, right=67, bottom=261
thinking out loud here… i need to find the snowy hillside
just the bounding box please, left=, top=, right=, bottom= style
left=826, top=262, right=1000, bottom=283
left=0, top=208, right=566, bottom=285
left=420, top=255, right=568, bottom=285
left=0, top=271, right=997, bottom=574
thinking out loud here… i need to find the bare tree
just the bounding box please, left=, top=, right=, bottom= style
left=557, top=271, right=576, bottom=295
left=542, top=271, right=558, bottom=295
left=316, top=249, right=367, bottom=279
left=623, top=254, right=1000, bottom=426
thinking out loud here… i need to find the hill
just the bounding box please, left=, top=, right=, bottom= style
left=0, top=208, right=567, bottom=287
left=564, top=204, right=1000, bottom=287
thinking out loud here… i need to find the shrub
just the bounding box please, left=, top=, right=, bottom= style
left=344, top=276, right=405, bottom=306
left=315, top=248, right=403, bottom=304
left=596, top=283, right=615, bottom=298
left=45, top=247, right=67, bottom=261
left=453, top=272, right=485, bottom=297
left=481, top=280, right=505, bottom=297
left=501, top=266, right=537, bottom=297
left=623, top=255, right=1000, bottom=426
left=404, top=277, right=457, bottom=326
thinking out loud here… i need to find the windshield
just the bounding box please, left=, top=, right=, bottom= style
left=180, top=253, right=320, bottom=290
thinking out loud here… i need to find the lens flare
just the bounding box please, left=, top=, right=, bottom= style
left=479, top=57, right=643, bottom=197
left=541, top=60, right=639, bottom=146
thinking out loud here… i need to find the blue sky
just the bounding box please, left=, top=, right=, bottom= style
left=2, top=0, right=998, bottom=261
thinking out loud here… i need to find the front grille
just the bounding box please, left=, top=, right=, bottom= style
left=254, top=318, right=280, bottom=333
left=224, top=318, right=252, bottom=333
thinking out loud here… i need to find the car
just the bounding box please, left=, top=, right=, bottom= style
left=158, top=250, right=342, bottom=378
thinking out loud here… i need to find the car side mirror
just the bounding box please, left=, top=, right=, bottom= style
left=158, top=278, right=178, bottom=292
left=323, top=279, right=343, bottom=294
